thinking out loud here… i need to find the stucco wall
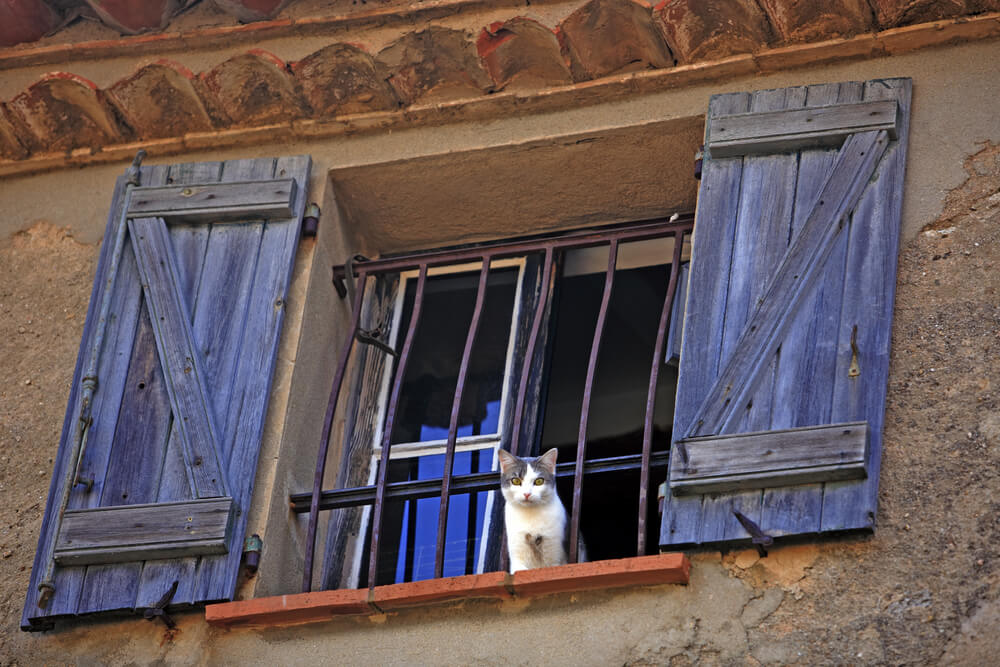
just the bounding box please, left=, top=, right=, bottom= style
left=1, top=37, right=999, bottom=665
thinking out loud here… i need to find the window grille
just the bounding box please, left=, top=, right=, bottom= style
left=293, top=216, right=694, bottom=592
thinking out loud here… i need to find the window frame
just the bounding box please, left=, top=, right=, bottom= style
left=349, top=258, right=527, bottom=587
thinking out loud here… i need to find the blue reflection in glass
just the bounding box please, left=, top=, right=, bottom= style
left=418, top=399, right=501, bottom=442
left=392, top=449, right=495, bottom=583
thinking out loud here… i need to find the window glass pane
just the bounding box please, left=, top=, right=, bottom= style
left=371, top=450, right=494, bottom=585
left=390, top=267, right=517, bottom=444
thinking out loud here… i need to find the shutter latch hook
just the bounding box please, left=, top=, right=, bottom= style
left=733, top=510, right=773, bottom=558
left=848, top=325, right=861, bottom=378
left=142, top=580, right=179, bottom=629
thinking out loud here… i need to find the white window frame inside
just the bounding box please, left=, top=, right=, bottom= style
left=347, top=257, right=526, bottom=586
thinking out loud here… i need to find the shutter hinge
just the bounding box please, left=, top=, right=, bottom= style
left=302, top=203, right=320, bottom=238
left=694, top=145, right=704, bottom=180
left=243, top=534, right=263, bottom=575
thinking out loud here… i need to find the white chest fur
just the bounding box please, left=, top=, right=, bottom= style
left=504, top=498, right=568, bottom=572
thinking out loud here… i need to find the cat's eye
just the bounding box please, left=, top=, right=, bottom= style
left=510, top=478, right=522, bottom=486
left=533, top=478, right=544, bottom=486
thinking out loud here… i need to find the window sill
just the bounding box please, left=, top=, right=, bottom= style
left=205, top=552, right=689, bottom=628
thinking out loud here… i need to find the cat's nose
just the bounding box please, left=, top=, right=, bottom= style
left=523, top=492, right=531, bottom=500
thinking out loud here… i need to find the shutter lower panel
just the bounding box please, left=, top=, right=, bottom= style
left=23, top=156, right=310, bottom=629
left=661, top=79, right=910, bottom=548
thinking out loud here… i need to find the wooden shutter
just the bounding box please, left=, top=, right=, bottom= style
left=23, top=156, right=310, bottom=629
left=660, top=79, right=910, bottom=548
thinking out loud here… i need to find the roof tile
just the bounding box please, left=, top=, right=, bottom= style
left=757, top=0, right=875, bottom=43
left=83, top=0, right=184, bottom=35
left=198, top=50, right=307, bottom=126
left=477, top=18, right=574, bottom=91
left=654, top=0, right=772, bottom=63
left=559, top=0, right=674, bottom=81
left=106, top=61, right=214, bottom=139
left=870, top=0, right=996, bottom=28
left=211, top=0, right=292, bottom=23
left=0, top=0, right=61, bottom=47
left=378, top=27, right=494, bottom=105
left=292, top=43, right=399, bottom=116
left=6, top=73, right=125, bottom=153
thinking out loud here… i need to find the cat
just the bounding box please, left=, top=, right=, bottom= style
left=497, top=447, right=585, bottom=572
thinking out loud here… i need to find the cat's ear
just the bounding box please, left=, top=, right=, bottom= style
left=536, top=448, right=558, bottom=474
left=497, top=449, right=517, bottom=474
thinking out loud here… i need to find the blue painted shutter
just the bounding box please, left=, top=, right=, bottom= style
left=23, top=156, right=310, bottom=629
left=660, top=79, right=910, bottom=548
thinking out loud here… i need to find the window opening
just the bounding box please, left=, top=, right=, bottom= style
left=363, top=264, right=520, bottom=585
left=540, top=256, right=677, bottom=560
left=297, top=216, right=693, bottom=593
left=383, top=265, right=520, bottom=449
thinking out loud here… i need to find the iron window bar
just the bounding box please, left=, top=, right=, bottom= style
left=300, top=215, right=694, bottom=593
left=290, top=453, right=670, bottom=511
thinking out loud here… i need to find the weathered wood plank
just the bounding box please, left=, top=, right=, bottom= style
left=68, top=243, right=145, bottom=512
left=708, top=99, right=899, bottom=158
left=129, top=215, right=228, bottom=498
left=194, top=155, right=310, bottom=602
left=699, top=87, right=802, bottom=543
left=661, top=91, right=748, bottom=547
left=671, top=422, right=868, bottom=495
left=822, top=78, right=912, bottom=532
left=322, top=275, right=396, bottom=589
left=127, top=178, right=296, bottom=222
left=54, top=498, right=234, bottom=566
left=22, top=168, right=138, bottom=627
left=134, top=160, right=228, bottom=609
left=760, top=81, right=851, bottom=537
left=75, top=166, right=174, bottom=617
left=665, top=262, right=688, bottom=363
left=684, top=129, right=889, bottom=439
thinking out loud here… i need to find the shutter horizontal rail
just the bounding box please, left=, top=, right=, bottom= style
left=291, top=452, right=669, bottom=513
left=127, top=178, right=297, bottom=222
left=707, top=100, right=899, bottom=158
left=670, top=422, right=868, bottom=496
left=53, top=497, right=234, bottom=566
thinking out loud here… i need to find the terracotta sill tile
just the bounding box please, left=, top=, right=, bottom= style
left=373, top=571, right=511, bottom=611
left=512, top=553, right=690, bottom=597
left=205, top=553, right=689, bottom=628
left=206, top=588, right=371, bottom=628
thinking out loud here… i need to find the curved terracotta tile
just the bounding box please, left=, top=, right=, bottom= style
left=654, top=0, right=772, bottom=63
left=0, top=0, right=61, bottom=47
left=757, top=0, right=875, bottom=44
left=378, top=27, right=494, bottom=105
left=477, top=17, right=573, bottom=91
left=0, top=107, right=29, bottom=160
left=198, top=49, right=306, bottom=126
left=869, top=0, right=994, bottom=28
left=558, top=0, right=674, bottom=81
left=84, top=0, right=183, bottom=35
left=292, top=43, right=399, bottom=116
left=7, top=73, right=125, bottom=153
left=211, top=0, right=292, bottom=23
left=106, top=60, right=214, bottom=140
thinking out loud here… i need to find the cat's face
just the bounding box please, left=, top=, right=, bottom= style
left=497, top=448, right=559, bottom=508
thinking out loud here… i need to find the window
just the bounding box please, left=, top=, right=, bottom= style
left=300, top=218, right=692, bottom=590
